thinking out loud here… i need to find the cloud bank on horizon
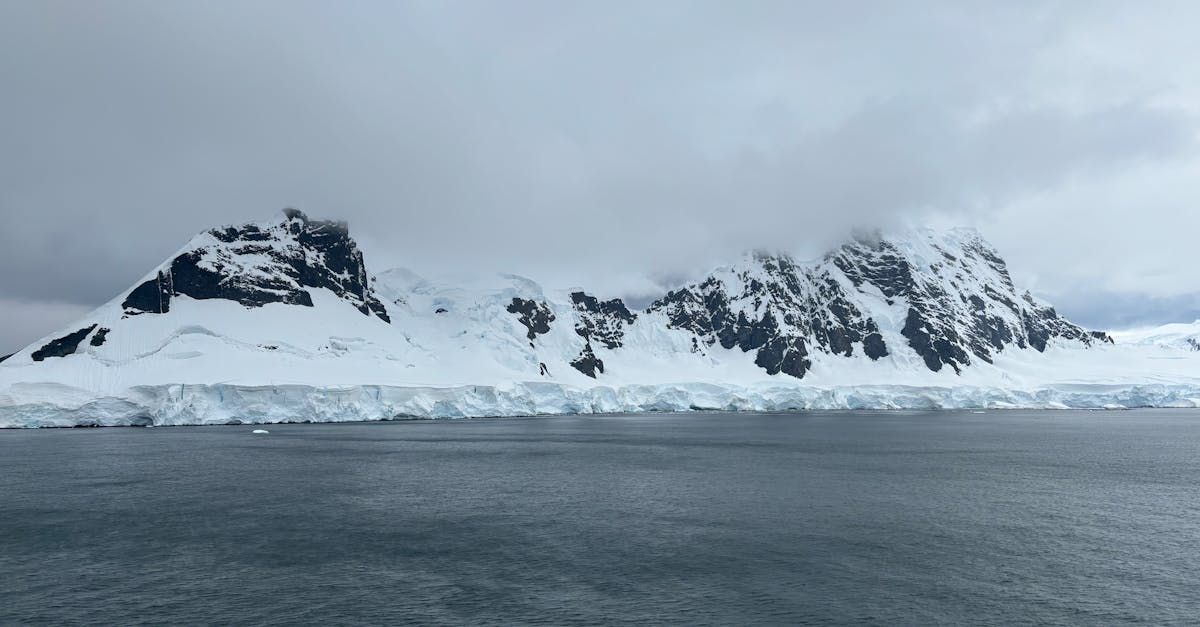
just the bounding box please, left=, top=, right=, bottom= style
left=2, top=0, right=1199, bottom=353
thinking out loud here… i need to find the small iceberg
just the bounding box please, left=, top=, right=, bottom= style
left=252, top=429, right=270, bottom=434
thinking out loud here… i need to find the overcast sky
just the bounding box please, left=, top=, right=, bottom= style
left=3, top=0, right=1200, bottom=354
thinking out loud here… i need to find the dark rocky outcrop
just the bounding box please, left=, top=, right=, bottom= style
left=901, top=307, right=968, bottom=373
left=123, top=270, right=173, bottom=314
left=506, top=298, right=555, bottom=343
left=570, top=291, right=636, bottom=349
left=570, top=341, right=605, bottom=378
left=0, top=353, right=12, bottom=363
left=89, top=327, right=110, bottom=347
left=122, top=210, right=389, bottom=322
left=565, top=292, right=635, bottom=378
left=754, top=336, right=810, bottom=378
left=32, top=325, right=97, bottom=361
left=862, top=332, right=888, bottom=360
left=1014, top=293, right=1103, bottom=353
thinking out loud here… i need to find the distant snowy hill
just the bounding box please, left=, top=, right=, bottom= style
left=1111, top=321, right=1200, bottom=352
left=2, top=210, right=1198, bottom=427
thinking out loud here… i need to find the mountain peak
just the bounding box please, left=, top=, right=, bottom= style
left=649, top=224, right=1105, bottom=378
left=121, top=211, right=389, bottom=322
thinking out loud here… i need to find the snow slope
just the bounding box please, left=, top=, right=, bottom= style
left=1112, top=321, right=1200, bottom=352
left=2, top=211, right=1198, bottom=427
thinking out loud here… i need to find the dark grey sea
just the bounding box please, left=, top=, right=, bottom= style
left=3, top=410, right=1200, bottom=625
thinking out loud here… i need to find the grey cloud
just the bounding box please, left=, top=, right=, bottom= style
left=2, top=0, right=1200, bottom=353
left=1042, top=290, right=1200, bottom=332
left=0, top=299, right=94, bottom=356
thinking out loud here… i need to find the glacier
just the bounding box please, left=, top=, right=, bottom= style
left=2, top=210, right=1198, bottom=427
left=2, top=381, right=1199, bottom=429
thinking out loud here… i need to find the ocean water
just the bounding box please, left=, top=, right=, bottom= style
left=3, top=410, right=1200, bottom=625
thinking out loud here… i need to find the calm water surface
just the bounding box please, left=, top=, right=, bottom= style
left=3, top=410, right=1200, bottom=625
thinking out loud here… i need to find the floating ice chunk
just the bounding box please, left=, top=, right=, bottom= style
left=252, top=429, right=269, bottom=434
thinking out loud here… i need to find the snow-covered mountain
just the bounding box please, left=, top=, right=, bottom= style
left=2, top=210, right=1198, bottom=427
left=1111, top=321, right=1200, bottom=352
left=647, top=229, right=1109, bottom=379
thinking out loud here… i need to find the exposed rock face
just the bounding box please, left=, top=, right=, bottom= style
left=568, top=292, right=633, bottom=377
left=506, top=298, right=555, bottom=343
left=122, top=210, right=389, bottom=322
left=570, top=292, right=636, bottom=349
left=32, top=325, right=97, bottom=361
left=754, top=335, right=810, bottom=378
left=123, top=270, right=173, bottom=314
left=570, top=342, right=604, bottom=378
left=0, top=353, right=12, bottom=363
left=647, top=253, right=883, bottom=379
left=831, top=232, right=1105, bottom=372
left=89, top=328, right=110, bottom=347
left=1188, top=338, right=1200, bottom=351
